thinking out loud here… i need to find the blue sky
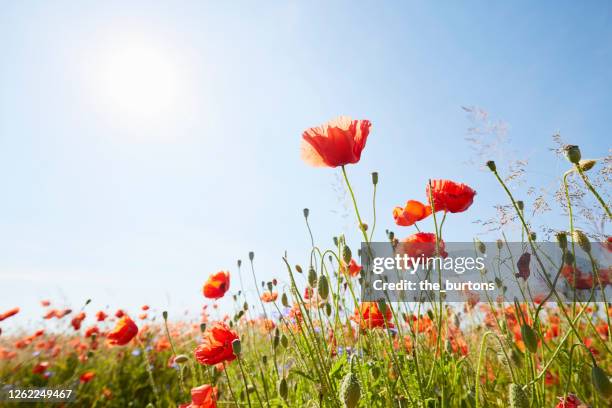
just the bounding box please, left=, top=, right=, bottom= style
left=1, top=1, right=611, bottom=327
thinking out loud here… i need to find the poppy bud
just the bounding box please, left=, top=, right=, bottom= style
left=497, top=239, right=503, bottom=250
left=279, top=377, right=288, bottom=400
left=340, top=356, right=361, bottom=408
left=343, top=247, right=352, bottom=264
left=262, top=355, right=267, bottom=364
left=308, top=268, right=317, bottom=287
left=243, top=302, right=248, bottom=311
left=477, top=240, right=486, bottom=254
left=592, top=365, right=612, bottom=399
left=200, top=323, right=206, bottom=333
left=273, top=330, right=280, bottom=349
left=517, top=201, right=524, bottom=211
left=529, top=232, right=536, bottom=241
left=231, top=339, right=241, bottom=355
left=249, top=252, right=254, bottom=261
left=520, top=324, right=539, bottom=353
left=295, top=264, right=303, bottom=273
left=162, top=311, right=168, bottom=320
left=333, top=236, right=339, bottom=246
left=281, top=334, right=288, bottom=348
left=303, top=208, right=309, bottom=219
left=281, top=293, right=289, bottom=308
left=556, top=232, right=567, bottom=250
left=325, top=302, right=332, bottom=316
left=388, top=231, right=395, bottom=241
left=360, top=223, right=368, bottom=232
left=486, top=160, right=496, bottom=172
left=267, top=282, right=273, bottom=291
left=237, top=259, right=242, bottom=267
left=318, top=275, right=329, bottom=300
left=578, top=159, right=597, bottom=172
left=564, top=145, right=581, bottom=164
left=508, top=384, right=529, bottom=408
left=572, top=230, right=591, bottom=253
left=174, top=354, right=189, bottom=364
left=371, top=172, right=378, bottom=185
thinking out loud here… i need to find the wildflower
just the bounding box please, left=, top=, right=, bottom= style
left=115, top=309, right=125, bottom=318
left=426, top=179, right=476, bottom=213
left=400, top=232, right=447, bottom=259
left=261, top=291, right=278, bottom=303
left=203, top=271, right=230, bottom=300
left=138, top=313, right=148, bottom=320
left=515, top=252, right=531, bottom=280
left=32, top=361, right=50, bottom=374
left=0, top=307, right=19, bottom=322
left=80, top=371, right=96, bottom=383
left=84, top=326, right=100, bottom=338
left=71, top=312, right=86, bottom=331
left=341, top=259, right=362, bottom=277
left=393, top=200, right=432, bottom=226
left=141, top=305, right=149, bottom=311
left=353, top=302, right=394, bottom=330
left=554, top=394, right=585, bottom=408
left=301, top=116, right=371, bottom=167
left=41, top=300, right=51, bottom=307
left=194, top=322, right=239, bottom=365
left=95, top=311, right=108, bottom=321
left=179, top=384, right=218, bottom=408
left=107, top=316, right=138, bottom=346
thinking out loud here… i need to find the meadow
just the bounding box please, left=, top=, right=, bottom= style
left=1, top=116, right=611, bottom=407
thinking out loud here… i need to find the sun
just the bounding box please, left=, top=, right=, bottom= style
left=95, top=41, right=181, bottom=122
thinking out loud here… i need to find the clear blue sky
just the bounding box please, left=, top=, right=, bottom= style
left=1, top=1, right=610, bottom=327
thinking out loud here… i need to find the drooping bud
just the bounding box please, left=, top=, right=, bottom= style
left=340, top=356, right=361, bottom=408
left=303, top=208, right=309, bottom=219
left=279, top=377, right=289, bottom=400
left=564, top=145, right=581, bottom=164
left=308, top=267, right=317, bottom=287
left=371, top=172, right=378, bottom=185
left=520, top=324, right=539, bottom=353
left=231, top=339, right=242, bottom=355
left=162, top=311, right=168, bottom=320
left=318, top=275, right=329, bottom=300
left=578, top=159, right=597, bottom=172
left=556, top=232, right=567, bottom=250
left=486, top=160, right=496, bottom=172
left=508, top=383, right=529, bottom=408
left=592, top=365, right=612, bottom=399
left=572, top=230, right=591, bottom=253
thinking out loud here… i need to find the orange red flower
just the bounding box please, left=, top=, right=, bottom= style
left=179, top=384, right=218, bottom=408
left=393, top=200, right=432, bottom=226
left=426, top=179, right=476, bottom=213
left=260, top=291, right=278, bottom=302
left=0, top=307, right=20, bottom=322
left=341, top=258, right=362, bottom=277
left=96, top=310, right=108, bottom=321
left=353, top=302, right=394, bottom=329
left=194, top=322, right=238, bottom=365
left=80, top=371, right=95, bottom=383
left=400, top=232, right=447, bottom=259
left=203, top=271, right=230, bottom=300
left=71, top=312, right=86, bottom=330
left=107, top=316, right=138, bottom=346
left=301, top=116, right=371, bottom=168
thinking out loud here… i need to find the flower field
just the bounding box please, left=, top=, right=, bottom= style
left=1, top=116, right=611, bottom=407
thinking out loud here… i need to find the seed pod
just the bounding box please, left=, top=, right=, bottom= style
left=520, top=324, right=538, bottom=353
left=318, top=275, right=329, bottom=300
left=578, top=159, right=597, bottom=172
left=308, top=267, right=317, bottom=287
left=486, top=160, right=496, bottom=172
left=343, top=246, right=352, bottom=264
left=340, top=356, right=361, bottom=408
left=281, top=293, right=289, bottom=308
left=508, top=383, right=529, bottom=408
left=564, top=145, right=581, bottom=164
left=333, top=236, right=339, bottom=246
left=279, top=377, right=288, bottom=400
left=174, top=354, right=189, bottom=364
left=592, top=365, right=612, bottom=399
left=371, top=172, right=378, bottom=185
left=573, top=230, right=591, bottom=253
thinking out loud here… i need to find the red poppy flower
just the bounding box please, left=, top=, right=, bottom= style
left=554, top=394, right=583, bottom=408
left=341, top=259, right=362, bottom=277
left=203, top=271, right=230, bottom=300
left=194, top=322, right=239, bottom=365
left=352, top=302, right=394, bottom=329
left=80, top=371, right=95, bottom=383
left=0, top=307, right=19, bottom=322
left=41, top=300, right=51, bottom=307
left=393, top=200, right=432, bottom=226
left=426, top=179, right=476, bottom=213
left=84, top=326, right=100, bottom=338
left=32, top=361, right=50, bottom=374
left=260, top=291, right=278, bottom=303
left=400, top=232, right=447, bottom=259
left=107, top=316, right=138, bottom=346
left=301, top=116, right=371, bottom=167
left=141, top=305, right=150, bottom=311
left=71, top=312, right=86, bottom=331
left=115, top=309, right=125, bottom=318
left=179, top=384, right=218, bottom=408
left=96, top=311, right=108, bottom=322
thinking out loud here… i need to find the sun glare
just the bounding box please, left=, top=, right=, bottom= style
left=95, top=42, right=181, bottom=122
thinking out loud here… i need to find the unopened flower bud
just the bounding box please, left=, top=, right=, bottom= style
left=237, top=259, right=242, bottom=267
left=318, top=275, right=329, bottom=300
left=303, top=208, right=309, bottom=219
left=496, top=239, right=503, bottom=250
left=231, top=339, right=241, bottom=355
left=162, top=311, right=168, bottom=320
left=174, top=354, right=189, bottom=364
left=308, top=267, right=317, bottom=287
left=517, top=201, right=524, bottom=211
left=529, top=232, right=536, bottom=241
left=295, top=264, right=303, bottom=273
left=564, top=145, right=581, bottom=164
left=556, top=232, right=567, bottom=250
left=279, top=377, right=289, bottom=400
left=360, top=223, right=368, bottom=232
left=280, top=334, right=288, bottom=348
left=371, top=172, right=378, bottom=185
left=486, top=160, right=496, bottom=172
left=249, top=251, right=254, bottom=261
left=573, top=230, right=591, bottom=253
left=564, top=251, right=575, bottom=266
left=477, top=240, right=486, bottom=254
left=343, top=246, right=352, bottom=264
left=281, top=293, right=289, bottom=308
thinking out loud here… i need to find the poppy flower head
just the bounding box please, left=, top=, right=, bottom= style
left=191, top=384, right=218, bottom=408
left=341, top=259, right=362, bottom=277
left=203, top=271, right=230, bottom=300
left=260, top=291, right=278, bottom=303
left=0, top=307, right=19, bottom=322
left=426, top=179, right=476, bottom=213
left=96, top=311, right=108, bottom=322
left=80, top=371, right=95, bottom=383
left=393, top=200, right=432, bottom=227
left=71, top=312, right=86, bottom=331
left=400, top=232, right=447, bottom=259
left=353, top=302, right=394, bottom=329
left=107, top=316, right=138, bottom=346
left=301, top=116, right=371, bottom=168
left=194, top=322, right=239, bottom=365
